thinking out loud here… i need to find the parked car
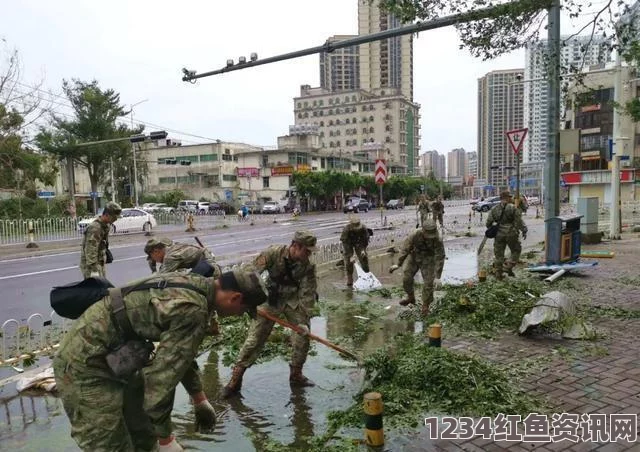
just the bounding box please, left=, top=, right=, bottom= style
left=343, top=198, right=370, bottom=213
left=150, top=203, right=175, bottom=214
left=472, top=196, right=501, bottom=212
left=244, top=201, right=261, bottom=214
left=386, top=199, right=405, bottom=210
left=208, top=202, right=234, bottom=215
left=78, top=208, right=157, bottom=234
left=141, top=203, right=157, bottom=211
left=469, top=198, right=481, bottom=206
left=197, top=201, right=210, bottom=214
left=261, top=201, right=281, bottom=214
left=177, top=200, right=198, bottom=213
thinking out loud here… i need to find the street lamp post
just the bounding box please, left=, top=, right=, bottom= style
left=129, top=99, right=149, bottom=207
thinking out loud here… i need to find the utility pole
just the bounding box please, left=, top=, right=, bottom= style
left=544, top=0, right=561, bottom=224
left=130, top=99, right=148, bottom=207
left=610, top=52, right=623, bottom=240
left=110, top=157, right=116, bottom=202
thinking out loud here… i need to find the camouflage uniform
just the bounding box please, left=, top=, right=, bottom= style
left=417, top=198, right=431, bottom=226
left=396, top=221, right=445, bottom=312
left=340, top=218, right=370, bottom=285
left=53, top=273, right=215, bottom=451
left=79, top=218, right=111, bottom=279
left=486, top=198, right=527, bottom=277
left=431, top=198, right=445, bottom=227
left=145, top=237, right=222, bottom=431
left=235, top=244, right=317, bottom=369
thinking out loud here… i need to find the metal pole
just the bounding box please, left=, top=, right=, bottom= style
left=544, top=0, right=561, bottom=224
left=515, top=153, right=521, bottom=207
left=110, top=157, right=116, bottom=202
left=131, top=110, right=139, bottom=207
left=610, top=52, right=622, bottom=240
left=182, top=0, right=543, bottom=81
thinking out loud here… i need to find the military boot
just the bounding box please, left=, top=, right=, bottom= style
left=221, top=366, right=246, bottom=398
left=505, top=263, right=515, bottom=277
left=289, top=365, right=315, bottom=387
left=399, top=295, right=416, bottom=306
left=346, top=273, right=353, bottom=286
left=421, top=303, right=431, bottom=317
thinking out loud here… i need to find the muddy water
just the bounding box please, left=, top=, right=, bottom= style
left=1, top=248, right=477, bottom=451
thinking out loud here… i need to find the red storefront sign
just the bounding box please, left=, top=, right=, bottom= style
left=237, top=167, right=259, bottom=177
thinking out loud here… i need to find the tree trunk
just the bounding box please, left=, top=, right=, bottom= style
left=89, top=167, right=99, bottom=214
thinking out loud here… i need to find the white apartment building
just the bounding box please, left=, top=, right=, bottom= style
left=466, top=151, right=478, bottom=182
left=319, top=35, right=360, bottom=92
left=357, top=0, right=413, bottom=100
left=523, top=36, right=611, bottom=163
left=293, top=85, right=421, bottom=174
left=477, top=69, right=525, bottom=188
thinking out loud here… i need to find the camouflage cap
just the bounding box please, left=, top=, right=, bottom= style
left=293, top=230, right=318, bottom=252
left=223, top=269, right=269, bottom=318
left=349, top=217, right=361, bottom=226
left=104, top=202, right=122, bottom=216
left=144, top=237, right=173, bottom=255
left=500, top=191, right=512, bottom=200
left=422, top=219, right=438, bottom=238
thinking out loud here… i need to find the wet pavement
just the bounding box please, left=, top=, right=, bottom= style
left=0, top=248, right=478, bottom=451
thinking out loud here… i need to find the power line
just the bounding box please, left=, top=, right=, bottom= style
left=9, top=81, right=219, bottom=143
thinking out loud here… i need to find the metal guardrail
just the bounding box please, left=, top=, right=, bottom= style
left=0, top=394, right=62, bottom=436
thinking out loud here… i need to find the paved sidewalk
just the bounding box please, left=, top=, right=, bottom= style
left=407, top=233, right=640, bottom=451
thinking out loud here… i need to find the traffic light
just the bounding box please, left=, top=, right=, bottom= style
left=130, top=134, right=146, bottom=143
left=165, top=158, right=177, bottom=165
left=180, top=160, right=191, bottom=166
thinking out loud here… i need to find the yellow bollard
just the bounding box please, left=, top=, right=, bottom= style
left=26, top=220, right=39, bottom=249
left=478, top=269, right=487, bottom=282
left=427, top=323, right=442, bottom=347
left=185, top=213, right=196, bottom=232
left=363, top=392, right=384, bottom=447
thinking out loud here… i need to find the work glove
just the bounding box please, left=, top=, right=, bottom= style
left=89, top=272, right=100, bottom=278
left=298, top=325, right=310, bottom=336
left=389, top=264, right=399, bottom=274
left=158, top=436, right=184, bottom=452
left=522, top=231, right=527, bottom=240
left=434, top=279, right=442, bottom=289
left=193, top=392, right=216, bottom=431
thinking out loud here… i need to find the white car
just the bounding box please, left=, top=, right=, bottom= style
left=197, top=201, right=210, bottom=214
left=261, top=201, right=281, bottom=214
left=78, top=208, right=157, bottom=234
left=527, top=196, right=540, bottom=205
left=150, top=203, right=175, bottom=214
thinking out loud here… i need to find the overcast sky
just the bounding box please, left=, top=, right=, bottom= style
left=2, top=1, right=589, bottom=155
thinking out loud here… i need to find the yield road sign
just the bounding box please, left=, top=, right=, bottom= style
left=375, top=159, right=387, bottom=185
left=506, top=128, right=528, bottom=155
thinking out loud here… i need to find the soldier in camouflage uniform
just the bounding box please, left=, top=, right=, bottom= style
left=53, top=269, right=267, bottom=452
left=144, top=236, right=222, bottom=436
left=340, top=217, right=370, bottom=286
left=79, top=202, right=121, bottom=279
left=144, top=237, right=220, bottom=277
left=486, top=191, right=527, bottom=280
left=417, top=195, right=431, bottom=227
left=389, top=220, right=445, bottom=316
left=431, top=196, right=445, bottom=227
left=222, top=230, right=318, bottom=398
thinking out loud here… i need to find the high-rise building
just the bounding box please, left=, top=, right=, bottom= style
left=466, top=151, right=478, bottom=182
left=294, top=85, right=421, bottom=174
left=523, top=36, right=611, bottom=163
left=319, top=35, right=360, bottom=92
left=419, top=150, right=445, bottom=180
left=477, top=69, right=525, bottom=188
left=447, top=148, right=467, bottom=178
left=357, top=0, right=413, bottom=100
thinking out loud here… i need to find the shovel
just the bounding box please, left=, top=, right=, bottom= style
left=258, top=309, right=360, bottom=362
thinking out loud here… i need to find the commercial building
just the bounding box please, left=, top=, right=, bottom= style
left=477, top=69, right=525, bottom=189
left=523, top=36, right=611, bottom=163
left=466, top=151, right=478, bottom=183
left=319, top=35, right=360, bottom=92
left=357, top=0, right=413, bottom=100
left=293, top=85, right=421, bottom=174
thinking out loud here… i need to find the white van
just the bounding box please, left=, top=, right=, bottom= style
left=177, top=200, right=198, bottom=213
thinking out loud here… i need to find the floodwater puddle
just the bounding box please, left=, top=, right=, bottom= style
left=0, top=248, right=478, bottom=451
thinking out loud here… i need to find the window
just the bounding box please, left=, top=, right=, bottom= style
left=313, top=111, right=318, bottom=117
left=329, top=120, right=334, bottom=126
left=159, top=177, right=176, bottom=184
left=303, top=112, right=309, bottom=118
left=334, top=97, right=339, bottom=104
left=336, top=140, right=341, bottom=146
left=319, top=100, right=324, bottom=106
left=297, top=102, right=302, bottom=108
left=313, top=100, right=317, bottom=106
left=321, top=158, right=326, bottom=169
left=336, top=130, right=341, bottom=136
left=369, top=127, right=374, bottom=133
left=233, top=155, right=239, bottom=162
left=320, top=121, right=324, bottom=126
left=336, top=119, right=341, bottom=125
left=222, top=154, right=232, bottom=161
left=303, top=101, right=308, bottom=107
left=344, top=96, right=349, bottom=102
left=346, top=118, right=350, bottom=124
left=263, top=177, right=270, bottom=188
left=353, top=117, right=357, bottom=124
left=329, top=109, right=334, bottom=115
left=329, top=141, right=335, bottom=148
left=369, top=104, right=374, bottom=110
left=319, top=110, right=324, bottom=116
left=363, top=127, right=368, bottom=134
left=182, top=155, right=198, bottom=163
left=319, top=131, right=324, bottom=137
left=351, top=95, right=356, bottom=102
left=200, top=153, right=217, bottom=162
left=329, top=98, right=333, bottom=105
left=381, top=90, right=385, bottom=96
left=262, top=154, right=269, bottom=167
left=297, top=113, right=302, bottom=118
left=369, top=116, right=374, bottom=122
left=223, top=174, right=237, bottom=182
left=330, top=131, right=334, bottom=137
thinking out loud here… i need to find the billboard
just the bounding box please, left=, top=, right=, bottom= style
left=237, top=168, right=259, bottom=177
